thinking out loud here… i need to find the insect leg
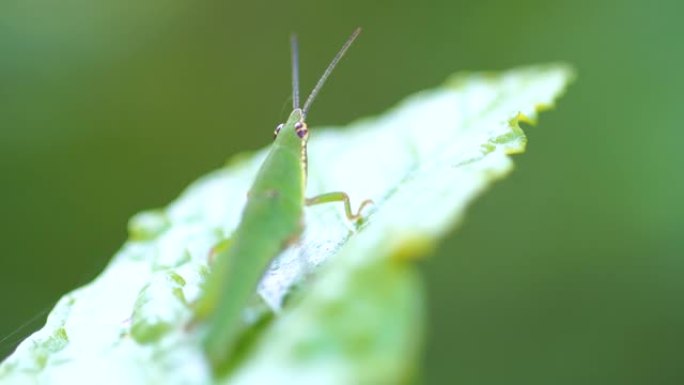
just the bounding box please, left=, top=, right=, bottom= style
left=305, top=192, right=372, bottom=221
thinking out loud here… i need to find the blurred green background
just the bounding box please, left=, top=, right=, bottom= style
left=1, top=0, right=682, bottom=383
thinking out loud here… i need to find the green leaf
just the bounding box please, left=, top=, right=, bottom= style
left=0, top=64, right=573, bottom=385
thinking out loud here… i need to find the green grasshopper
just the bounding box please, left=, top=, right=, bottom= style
left=193, top=28, right=371, bottom=370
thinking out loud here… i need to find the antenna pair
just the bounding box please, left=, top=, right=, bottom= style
left=290, top=28, right=362, bottom=116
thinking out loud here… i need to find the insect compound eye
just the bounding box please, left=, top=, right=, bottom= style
left=294, top=121, right=308, bottom=139
left=273, top=123, right=284, bottom=139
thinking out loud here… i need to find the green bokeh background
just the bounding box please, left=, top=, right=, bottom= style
left=1, top=0, right=682, bottom=383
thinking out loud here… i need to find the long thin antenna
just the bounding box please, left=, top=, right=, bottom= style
left=291, top=34, right=300, bottom=109
left=302, top=27, right=361, bottom=116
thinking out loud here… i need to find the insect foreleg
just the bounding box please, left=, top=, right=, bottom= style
left=305, top=192, right=372, bottom=221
